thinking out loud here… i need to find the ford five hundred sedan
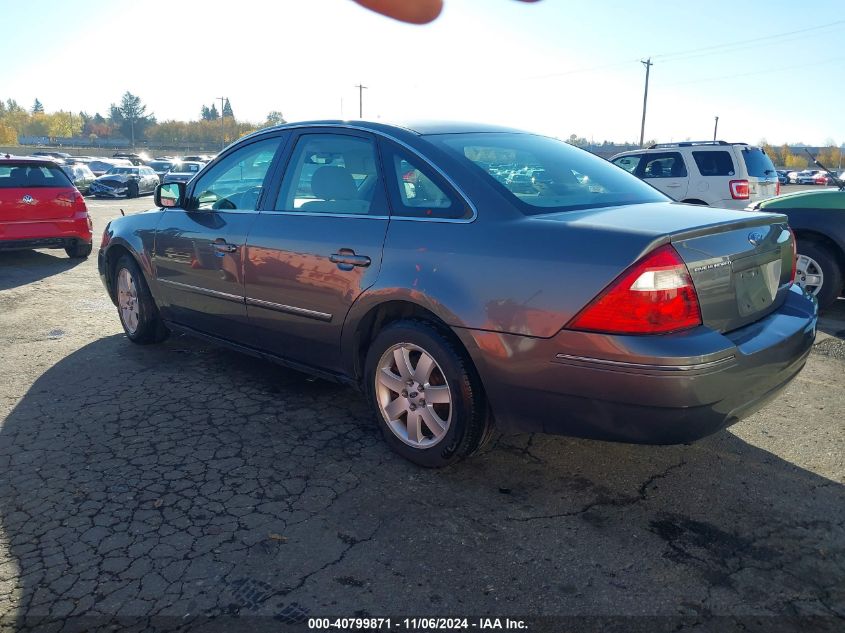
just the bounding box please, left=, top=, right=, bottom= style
left=98, top=121, right=817, bottom=467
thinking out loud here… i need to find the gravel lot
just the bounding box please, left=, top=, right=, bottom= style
left=0, top=194, right=843, bottom=631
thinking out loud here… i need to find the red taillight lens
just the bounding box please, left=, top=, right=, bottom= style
left=776, top=181, right=781, bottom=196
left=56, top=189, right=88, bottom=213
left=567, top=244, right=702, bottom=335
left=730, top=180, right=750, bottom=200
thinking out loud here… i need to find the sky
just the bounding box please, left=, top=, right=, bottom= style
left=1, top=0, right=843, bottom=146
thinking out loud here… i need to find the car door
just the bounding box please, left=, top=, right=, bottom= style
left=636, top=152, right=689, bottom=201
left=153, top=134, right=286, bottom=341
left=243, top=129, right=389, bottom=372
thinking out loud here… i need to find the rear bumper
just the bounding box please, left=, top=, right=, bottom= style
left=0, top=216, right=92, bottom=251
left=458, top=285, right=817, bottom=444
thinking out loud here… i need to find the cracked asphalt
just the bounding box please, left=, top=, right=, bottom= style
left=0, top=196, right=843, bottom=631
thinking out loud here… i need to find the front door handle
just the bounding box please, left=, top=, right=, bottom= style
left=211, top=239, right=238, bottom=253
left=330, top=248, right=371, bottom=270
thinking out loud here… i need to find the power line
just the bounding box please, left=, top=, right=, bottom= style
left=661, top=54, right=845, bottom=88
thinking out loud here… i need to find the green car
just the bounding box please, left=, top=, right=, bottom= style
left=751, top=184, right=845, bottom=309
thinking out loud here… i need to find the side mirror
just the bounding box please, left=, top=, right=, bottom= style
left=155, top=182, right=185, bottom=208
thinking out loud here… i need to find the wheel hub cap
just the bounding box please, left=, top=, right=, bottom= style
left=795, top=254, right=824, bottom=296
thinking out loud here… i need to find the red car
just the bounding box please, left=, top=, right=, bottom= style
left=0, top=155, right=92, bottom=258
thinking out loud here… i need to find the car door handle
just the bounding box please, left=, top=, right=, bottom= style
left=211, top=240, right=238, bottom=253
left=330, top=249, right=371, bottom=269
left=665, top=183, right=682, bottom=188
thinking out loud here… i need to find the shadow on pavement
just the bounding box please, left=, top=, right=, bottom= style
left=0, top=250, right=84, bottom=291
left=0, top=334, right=842, bottom=630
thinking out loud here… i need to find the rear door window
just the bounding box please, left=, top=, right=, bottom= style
left=741, top=147, right=776, bottom=178
left=692, top=151, right=735, bottom=177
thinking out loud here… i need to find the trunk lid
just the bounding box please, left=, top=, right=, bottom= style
left=550, top=202, right=794, bottom=333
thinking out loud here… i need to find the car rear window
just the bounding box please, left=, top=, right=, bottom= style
left=148, top=161, right=173, bottom=171
left=432, top=133, right=666, bottom=214
left=691, top=151, right=735, bottom=176
left=0, top=163, right=73, bottom=188
left=741, top=147, right=776, bottom=178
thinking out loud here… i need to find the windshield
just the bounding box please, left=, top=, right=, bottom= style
left=106, top=167, right=139, bottom=176
left=148, top=161, right=172, bottom=171
left=173, top=163, right=200, bottom=173
left=742, top=147, right=776, bottom=179
left=431, top=132, right=667, bottom=214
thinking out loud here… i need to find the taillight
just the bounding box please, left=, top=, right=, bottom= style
left=56, top=189, right=88, bottom=213
left=567, top=244, right=702, bottom=335
left=776, top=181, right=781, bottom=196
left=788, top=228, right=797, bottom=284
left=730, top=180, right=750, bottom=200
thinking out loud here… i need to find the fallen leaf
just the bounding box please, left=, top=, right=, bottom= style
left=268, top=533, right=287, bottom=542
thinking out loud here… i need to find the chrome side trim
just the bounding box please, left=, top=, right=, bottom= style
left=245, top=297, right=332, bottom=322
left=553, top=353, right=736, bottom=372
left=264, top=123, right=478, bottom=224
left=158, top=278, right=244, bottom=303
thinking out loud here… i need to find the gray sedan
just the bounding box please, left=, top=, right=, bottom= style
left=97, top=120, right=817, bottom=467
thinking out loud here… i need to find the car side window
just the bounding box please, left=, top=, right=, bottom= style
left=188, top=137, right=281, bottom=211
left=640, top=152, right=687, bottom=179
left=692, top=151, right=735, bottom=177
left=274, top=133, right=385, bottom=216
left=381, top=144, right=470, bottom=220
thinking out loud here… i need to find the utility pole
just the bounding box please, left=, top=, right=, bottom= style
left=639, top=58, right=652, bottom=148
left=354, top=84, right=368, bottom=119
left=218, top=96, right=227, bottom=150
left=713, top=116, right=719, bottom=141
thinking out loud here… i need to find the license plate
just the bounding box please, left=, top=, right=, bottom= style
left=736, top=259, right=782, bottom=317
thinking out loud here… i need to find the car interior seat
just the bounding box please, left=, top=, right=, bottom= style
left=300, top=166, right=370, bottom=214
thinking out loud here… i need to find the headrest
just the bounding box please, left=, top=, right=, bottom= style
left=311, top=166, right=357, bottom=201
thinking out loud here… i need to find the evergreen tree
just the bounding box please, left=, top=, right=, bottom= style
left=32, top=98, right=44, bottom=114
left=222, top=98, right=234, bottom=119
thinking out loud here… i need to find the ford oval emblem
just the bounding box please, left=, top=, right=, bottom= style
left=21, top=194, right=34, bottom=205
left=748, top=231, right=765, bottom=246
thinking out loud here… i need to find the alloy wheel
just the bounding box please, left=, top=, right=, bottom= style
left=795, top=254, right=824, bottom=296
left=117, top=267, right=140, bottom=334
left=375, top=342, right=452, bottom=449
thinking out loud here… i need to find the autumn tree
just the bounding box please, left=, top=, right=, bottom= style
left=264, top=111, right=286, bottom=127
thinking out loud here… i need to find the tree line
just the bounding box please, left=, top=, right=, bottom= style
left=0, top=92, right=287, bottom=147
left=760, top=141, right=842, bottom=170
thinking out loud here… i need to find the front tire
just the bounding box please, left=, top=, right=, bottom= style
left=113, top=254, right=169, bottom=344
left=127, top=181, right=139, bottom=198
left=365, top=320, right=491, bottom=468
left=796, top=240, right=843, bottom=310
left=65, top=241, right=92, bottom=259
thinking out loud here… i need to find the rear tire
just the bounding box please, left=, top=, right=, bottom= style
left=65, top=242, right=92, bottom=259
left=127, top=181, right=139, bottom=198
left=365, top=319, right=491, bottom=468
left=796, top=240, right=843, bottom=310
left=113, top=254, right=169, bottom=344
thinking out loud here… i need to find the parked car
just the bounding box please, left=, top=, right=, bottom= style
left=146, top=160, right=179, bottom=181
left=787, top=171, right=801, bottom=184
left=749, top=180, right=845, bottom=309
left=0, top=156, right=92, bottom=258
left=775, top=170, right=790, bottom=185
left=31, top=151, right=72, bottom=164
left=98, top=120, right=816, bottom=467
left=610, top=141, right=779, bottom=208
left=161, top=161, right=204, bottom=184
left=64, top=156, right=95, bottom=165
left=112, top=152, right=148, bottom=166
left=795, top=170, right=821, bottom=185
left=61, top=163, right=96, bottom=195
left=89, top=166, right=159, bottom=198
left=88, top=158, right=133, bottom=177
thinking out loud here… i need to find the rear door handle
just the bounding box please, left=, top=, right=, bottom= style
left=211, top=239, right=238, bottom=253
left=330, top=249, right=371, bottom=270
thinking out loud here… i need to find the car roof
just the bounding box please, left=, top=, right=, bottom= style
left=258, top=119, right=530, bottom=137
left=0, top=155, right=62, bottom=167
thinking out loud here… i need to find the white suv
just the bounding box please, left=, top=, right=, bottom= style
left=610, top=141, right=779, bottom=209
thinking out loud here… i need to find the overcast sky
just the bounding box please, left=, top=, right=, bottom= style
left=2, top=0, right=843, bottom=145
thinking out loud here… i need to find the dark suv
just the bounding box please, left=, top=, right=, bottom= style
left=98, top=121, right=816, bottom=467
